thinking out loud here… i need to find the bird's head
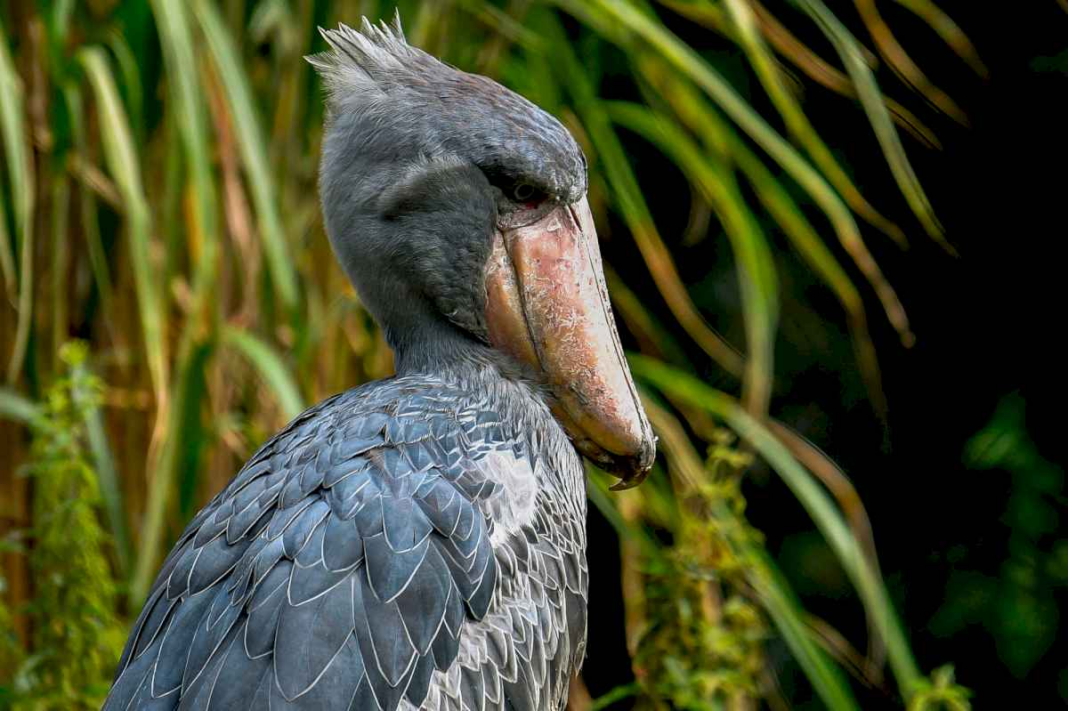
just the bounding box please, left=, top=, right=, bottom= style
left=310, top=18, right=655, bottom=486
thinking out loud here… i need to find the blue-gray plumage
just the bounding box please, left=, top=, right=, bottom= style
left=106, top=15, right=653, bottom=711
left=107, top=374, right=587, bottom=711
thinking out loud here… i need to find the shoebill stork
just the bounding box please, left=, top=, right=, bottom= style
left=105, top=17, right=655, bottom=711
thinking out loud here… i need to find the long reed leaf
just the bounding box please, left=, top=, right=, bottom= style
left=629, top=355, right=924, bottom=698
left=105, top=30, right=144, bottom=143
left=85, top=398, right=132, bottom=579
left=63, top=349, right=134, bottom=579
left=661, top=0, right=942, bottom=149
left=78, top=48, right=165, bottom=398
left=793, top=0, right=948, bottom=248
left=571, top=0, right=866, bottom=252
left=606, top=102, right=778, bottom=416
left=220, top=326, right=304, bottom=420
left=642, top=388, right=859, bottom=709
left=891, top=0, right=987, bottom=77
left=0, top=386, right=40, bottom=423
left=194, top=0, right=299, bottom=314
left=747, top=546, right=860, bottom=710
left=722, top=0, right=906, bottom=246
left=853, top=0, right=968, bottom=125
left=542, top=16, right=745, bottom=377
left=0, top=17, right=36, bottom=383
left=562, top=0, right=914, bottom=348
left=630, top=65, right=893, bottom=406
left=0, top=191, right=13, bottom=302
left=133, top=0, right=222, bottom=604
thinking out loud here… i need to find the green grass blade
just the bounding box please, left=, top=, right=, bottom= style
left=105, top=30, right=145, bottom=144
left=738, top=152, right=886, bottom=412
left=589, top=683, right=641, bottom=711
left=605, top=102, right=778, bottom=416
left=220, top=326, right=304, bottom=420
left=722, top=0, right=907, bottom=247
left=85, top=396, right=132, bottom=578
left=0, top=386, right=41, bottom=423
left=642, top=386, right=858, bottom=708
left=78, top=48, right=166, bottom=400
left=194, top=0, right=299, bottom=314
left=794, top=0, right=947, bottom=247
left=133, top=0, right=222, bottom=605
left=62, top=81, right=113, bottom=306
left=540, top=17, right=745, bottom=378
left=0, top=16, right=37, bottom=384
left=561, top=0, right=913, bottom=348
left=572, top=1, right=872, bottom=258
left=746, top=545, right=860, bottom=710
left=629, top=355, right=924, bottom=699
left=150, top=0, right=217, bottom=277
left=635, top=66, right=902, bottom=392
left=658, top=0, right=942, bottom=150
left=63, top=351, right=133, bottom=579
left=0, top=190, right=14, bottom=302
left=891, top=0, right=987, bottom=77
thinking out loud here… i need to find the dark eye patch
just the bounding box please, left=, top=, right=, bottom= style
left=480, top=166, right=550, bottom=207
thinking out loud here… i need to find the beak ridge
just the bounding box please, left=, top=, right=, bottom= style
left=485, top=196, right=656, bottom=485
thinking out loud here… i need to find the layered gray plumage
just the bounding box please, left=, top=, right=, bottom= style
left=106, top=16, right=599, bottom=711
left=104, top=368, right=587, bottom=711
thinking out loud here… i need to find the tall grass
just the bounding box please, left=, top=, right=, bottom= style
left=0, top=1, right=978, bottom=707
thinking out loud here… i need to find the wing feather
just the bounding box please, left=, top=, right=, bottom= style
left=104, top=382, right=532, bottom=711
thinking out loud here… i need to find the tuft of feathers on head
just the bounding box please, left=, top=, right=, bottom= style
left=306, top=12, right=421, bottom=107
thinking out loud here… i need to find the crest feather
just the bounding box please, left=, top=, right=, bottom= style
left=306, top=12, right=415, bottom=100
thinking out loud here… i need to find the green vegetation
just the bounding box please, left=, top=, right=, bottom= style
left=1, top=343, right=124, bottom=709
left=0, top=1, right=983, bottom=708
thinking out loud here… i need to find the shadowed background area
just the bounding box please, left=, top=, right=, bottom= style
left=0, top=1, right=1064, bottom=709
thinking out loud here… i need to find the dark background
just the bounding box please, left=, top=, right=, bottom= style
left=580, top=2, right=1067, bottom=707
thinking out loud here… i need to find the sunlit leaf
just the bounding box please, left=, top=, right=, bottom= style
left=78, top=48, right=165, bottom=398
left=794, top=0, right=949, bottom=249
left=722, top=0, right=907, bottom=246
left=605, top=101, right=778, bottom=416
left=629, top=355, right=924, bottom=698
left=0, top=16, right=36, bottom=383
left=131, top=0, right=223, bottom=605
left=0, top=386, right=40, bottom=423
left=194, top=0, right=300, bottom=314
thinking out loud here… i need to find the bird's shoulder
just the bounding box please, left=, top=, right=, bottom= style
left=106, top=376, right=540, bottom=711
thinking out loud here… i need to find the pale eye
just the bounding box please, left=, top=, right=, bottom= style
left=512, top=182, right=536, bottom=202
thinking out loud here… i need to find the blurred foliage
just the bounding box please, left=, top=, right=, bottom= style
left=631, top=429, right=769, bottom=710
left=0, top=572, right=21, bottom=703
left=1, top=343, right=125, bottom=709
left=0, top=0, right=984, bottom=708
left=928, top=395, right=1067, bottom=679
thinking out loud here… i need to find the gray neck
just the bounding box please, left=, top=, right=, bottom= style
left=416, top=347, right=588, bottom=517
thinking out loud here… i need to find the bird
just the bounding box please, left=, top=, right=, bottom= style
left=104, top=16, right=655, bottom=711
